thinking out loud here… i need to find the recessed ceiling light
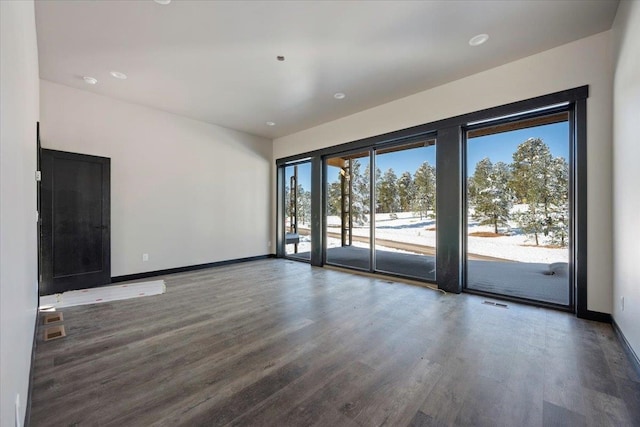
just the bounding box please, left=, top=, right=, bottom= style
left=83, top=76, right=98, bottom=85
left=110, top=71, right=127, bottom=80
left=469, top=34, right=489, bottom=46
left=266, top=121, right=276, bottom=126
left=154, top=0, right=171, bottom=5
left=333, top=92, right=346, bottom=100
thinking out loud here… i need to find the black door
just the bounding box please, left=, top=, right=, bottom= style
left=37, top=123, right=42, bottom=287
left=40, top=149, right=111, bottom=295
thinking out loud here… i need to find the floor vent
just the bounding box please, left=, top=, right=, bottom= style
left=43, top=312, right=63, bottom=325
left=44, top=325, right=66, bottom=341
left=483, top=300, right=508, bottom=308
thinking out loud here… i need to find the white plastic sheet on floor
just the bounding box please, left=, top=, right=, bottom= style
left=39, top=280, right=166, bottom=309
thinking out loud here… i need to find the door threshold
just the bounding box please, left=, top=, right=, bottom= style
left=322, top=264, right=445, bottom=294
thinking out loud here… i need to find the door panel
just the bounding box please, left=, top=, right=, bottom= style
left=325, top=151, right=371, bottom=271
left=40, top=149, right=111, bottom=295
left=465, top=115, right=571, bottom=306
left=284, top=162, right=312, bottom=260
left=373, top=139, right=437, bottom=281
left=37, top=123, right=42, bottom=286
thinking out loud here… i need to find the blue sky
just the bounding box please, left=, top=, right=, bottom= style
left=467, top=121, right=569, bottom=175
left=289, top=121, right=569, bottom=190
left=375, top=145, right=435, bottom=178
left=285, top=162, right=312, bottom=191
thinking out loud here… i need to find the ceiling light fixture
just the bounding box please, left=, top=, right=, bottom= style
left=83, top=76, right=98, bottom=85
left=110, top=71, right=127, bottom=80
left=333, top=92, right=346, bottom=100
left=154, top=0, right=171, bottom=5
left=266, top=121, right=276, bottom=126
left=469, top=34, right=489, bottom=46
left=276, top=56, right=285, bottom=62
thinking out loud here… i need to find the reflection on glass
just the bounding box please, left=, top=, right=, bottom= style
left=284, top=162, right=311, bottom=260
left=373, top=140, right=436, bottom=281
left=466, top=114, right=570, bottom=305
left=325, top=152, right=371, bottom=270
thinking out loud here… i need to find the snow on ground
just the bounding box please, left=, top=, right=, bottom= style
left=289, top=236, right=437, bottom=257
left=287, top=212, right=569, bottom=304
left=324, top=212, right=567, bottom=264
left=287, top=236, right=372, bottom=255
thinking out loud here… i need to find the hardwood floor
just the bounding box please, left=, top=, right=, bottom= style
left=30, top=259, right=640, bottom=426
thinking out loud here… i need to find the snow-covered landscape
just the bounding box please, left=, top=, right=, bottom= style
left=283, top=128, right=571, bottom=305
left=288, top=210, right=568, bottom=264
left=286, top=210, right=570, bottom=305
left=313, top=210, right=567, bottom=264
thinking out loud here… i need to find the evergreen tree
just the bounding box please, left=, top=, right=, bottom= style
left=546, top=156, right=569, bottom=246
left=510, top=138, right=568, bottom=246
left=284, top=184, right=291, bottom=220
left=510, top=138, right=550, bottom=204
left=296, top=185, right=311, bottom=226
left=325, top=159, right=381, bottom=226
left=326, top=181, right=342, bottom=216
left=327, top=160, right=366, bottom=225
left=284, top=183, right=311, bottom=228
left=361, top=162, right=381, bottom=216
left=467, top=175, right=478, bottom=202
left=352, top=160, right=372, bottom=225
left=469, top=158, right=513, bottom=234
left=413, top=161, right=436, bottom=219
left=378, top=168, right=399, bottom=213
left=397, top=171, right=414, bottom=212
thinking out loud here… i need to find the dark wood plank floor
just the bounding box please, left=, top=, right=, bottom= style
left=30, top=259, right=640, bottom=426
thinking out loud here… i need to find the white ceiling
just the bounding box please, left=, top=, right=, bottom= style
left=35, top=0, right=619, bottom=139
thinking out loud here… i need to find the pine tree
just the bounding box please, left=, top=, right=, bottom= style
left=378, top=168, right=399, bottom=213
left=510, top=137, right=568, bottom=246
left=469, top=158, right=513, bottom=234
left=397, top=171, right=414, bottom=212
left=546, top=156, right=569, bottom=246
left=511, top=138, right=552, bottom=245
left=413, top=161, right=436, bottom=219
left=296, top=185, right=311, bottom=227
left=284, top=184, right=291, bottom=220
left=352, top=160, right=372, bottom=225
left=326, top=181, right=342, bottom=216
left=361, top=163, right=381, bottom=216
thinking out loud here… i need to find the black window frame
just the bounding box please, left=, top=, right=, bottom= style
left=276, top=86, right=593, bottom=318
left=462, top=106, right=575, bottom=311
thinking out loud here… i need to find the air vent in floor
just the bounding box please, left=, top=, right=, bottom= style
left=483, top=300, right=508, bottom=308
left=43, top=325, right=66, bottom=341
left=43, top=312, right=63, bottom=325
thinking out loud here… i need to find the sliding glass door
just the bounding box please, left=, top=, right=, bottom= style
left=278, top=88, right=585, bottom=311
left=325, top=151, right=371, bottom=270
left=284, top=161, right=312, bottom=261
left=324, top=139, right=437, bottom=282
left=465, top=113, right=571, bottom=305
left=373, top=140, right=436, bottom=281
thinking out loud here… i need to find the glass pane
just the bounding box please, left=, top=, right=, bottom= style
left=466, top=114, right=570, bottom=305
left=373, top=140, right=436, bottom=281
left=325, top=152, right=371, bottom=270
left=284, top=162, right=311, bottom=260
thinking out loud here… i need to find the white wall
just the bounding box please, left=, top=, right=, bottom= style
left=40, top=81, right=272, bottom=277
left=0, top=1, right=40, bottom=426
left=274, top=31, right=614, bottom=314
left=612, top=1, right=640, bottom=359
